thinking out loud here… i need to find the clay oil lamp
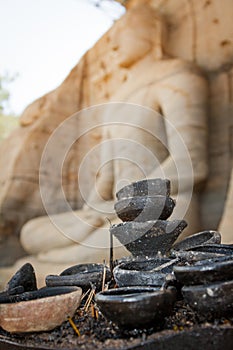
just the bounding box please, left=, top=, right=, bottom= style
left=113, top=258, right=178, bottom=287
left=171, top=231, right=223, bottom=262
left=115, top=178, right=174, bottom=223
left=95, top=286, right=176, bottom=329
left=172, top=243, right=233, bottom=263
left=46, top=263, right=111, bottom=292
left=116, top=178, right=171, bottom=200
left=114, top=195, right=175, bottom=222
left=110, top=220, right=187, bottom=258
left=189, top=243, right=233, bottom=256
left=0, top=283, right=82, bottom=333
left=0, top=263, right=83, bottom=333
left=182, top=280, right=233, bottom=317
left=172, top=230, right=221, bottom=251
left=173, top=255, right=233, bottom=286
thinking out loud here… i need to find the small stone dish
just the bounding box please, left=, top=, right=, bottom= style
left=110, top=220, right=187, bottom=257
left=172, top=230, right=221, bottom=251
left=0, top=286, right=82, bottom=333
left=171, top=243, right=233, bottom=262
left=113, top=258, right=178, bottom=287
left=173, top=255, right=233, bottom=286
left=46, top=263, right=111, bottom=292
left=95, top=286, right=176, bottom=329
left=182, top=279, right=233, bottom=317
left=114, top=195, right=175, bottom=222
left=170, top=249, right=222, bottom=263
left=116, top=178, right=170, bottom=200
left=190, top=244, right=233, bottom=255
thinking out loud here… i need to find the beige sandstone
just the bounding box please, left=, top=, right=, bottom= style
left=127, top=0, right=233, bottom=238
left=0, top=0, right=233, bottom=288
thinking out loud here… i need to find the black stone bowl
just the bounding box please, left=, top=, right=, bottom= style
left=110, top=220, right=187, bottom=257
left=182, top=279, right=233, bottom=317
left=46, top=263, right=111, bottom=292
left=173, top=255, right=233, bottom=286
left=190, top=243, right=233, bottom=255
left=95, top=286, right=176, bottom=329
left=0, top=263, right=38, bottom=303
left=116, top=178, right=170, bottom=200
left=114, top=195, right=175, bottom=222
left=113, top=258, right=178, bottom=287
left=5, top=263, right=37, bottom=294
left=171, top=243, right=233, bottom=262
left=172, top=230, right=221, bottom=251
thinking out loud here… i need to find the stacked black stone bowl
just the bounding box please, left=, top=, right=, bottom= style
left=111, top=178, right=187, bottom=260
left=109, top=179, right=187, bottom=288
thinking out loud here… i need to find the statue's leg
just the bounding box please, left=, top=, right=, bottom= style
left=20, top=208, right=106, bottom=255
left=37, top=218, right=129, bottom=264
left=20, top=215, right=73, bottom=255
left=0, top=218, right=128, bottom=290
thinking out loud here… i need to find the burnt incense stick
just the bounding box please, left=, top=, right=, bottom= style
left=105, top=217, right=114, bottom=275
left=110, top=229, right=114, bottom=274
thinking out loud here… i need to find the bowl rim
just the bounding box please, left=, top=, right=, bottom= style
left=116, top=178, right=170, bottom=199
left=172, top=230, right=221, bottom=251
left=182, top=279, right=233, bottom=293
left=114, top=257, right=176, bottom=273
left=173, top=255, right=233, bottom=274
left=0, top=286, right=82, bottom=305
left=115, top=195, right=174, bottom=203
left=60, top=263, right=109, bottom=276
left=95, top=286, right=174, bottom=304
left=110, top=219, right=186, bottom=230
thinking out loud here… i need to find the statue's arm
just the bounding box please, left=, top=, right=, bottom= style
left=149, top=67, right=208, bottom=194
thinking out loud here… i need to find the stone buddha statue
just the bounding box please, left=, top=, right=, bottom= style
left=1, top=0, right=232, bottom=287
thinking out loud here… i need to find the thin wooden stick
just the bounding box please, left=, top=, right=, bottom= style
left=91, top=304, right=95, bottom=318
left=67, top=317, right=81, bottom=336
left=83, top=289, right=92, bottom=310
left=102, top=264, right=107, bottom=291
left=91, top=303, right=99, bottom=319
left=84, top=288, right=95, bottom=313
left=81, top=288, right=90, bottom=301
left=151, top=258, right=179, bottom=272
left=109, top=230, right=114, bottom=274
left=105, top=217, right=114, bottom=275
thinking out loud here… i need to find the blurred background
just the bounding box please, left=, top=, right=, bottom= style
left=0, top=0, right=124, bottom=140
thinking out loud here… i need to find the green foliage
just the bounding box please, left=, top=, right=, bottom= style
left=0, top=72, right=16, bottom=113
left=0, top=114, right=18, bottom=142
left=0, top=72, right=19, bottom=143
